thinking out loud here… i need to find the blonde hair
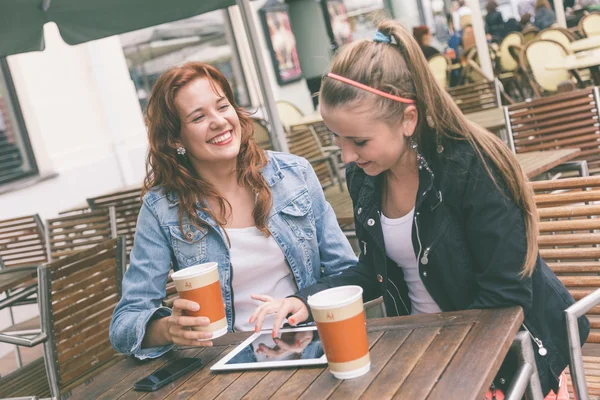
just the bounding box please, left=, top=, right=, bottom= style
left=320, top=20, right=539, bottom=277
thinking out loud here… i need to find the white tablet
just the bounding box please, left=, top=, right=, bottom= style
left=211, top=326, right=327, bottom=372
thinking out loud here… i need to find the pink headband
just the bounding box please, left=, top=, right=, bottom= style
left=327, top=72, right=416, bottom=104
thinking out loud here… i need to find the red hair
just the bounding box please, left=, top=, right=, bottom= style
left=143, top=62, right=272, bottom=236
left=412, top=25, right=430, bottom=46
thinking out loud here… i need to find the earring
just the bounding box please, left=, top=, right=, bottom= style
left=176, top=146, right=186, bottom=155
left=409, top=137, right=418, bottom=150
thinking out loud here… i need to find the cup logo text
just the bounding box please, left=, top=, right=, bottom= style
left=185, top=281, right=192, bottom=289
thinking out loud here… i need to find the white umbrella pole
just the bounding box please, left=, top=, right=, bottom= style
left=554, top=0, right=567, bottom=28
left=465, top=0, right=494, bottom=81
left=236, top=0, right=289, bottom=153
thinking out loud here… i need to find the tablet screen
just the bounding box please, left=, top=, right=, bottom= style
left=224, top=327, right=325, bottom=366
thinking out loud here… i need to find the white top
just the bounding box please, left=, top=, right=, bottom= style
left=226, top=226, right=297, bottom=331
left=380, top=208, right=442, bottom=315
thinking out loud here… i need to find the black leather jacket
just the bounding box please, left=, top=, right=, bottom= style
left=296, top=139, right=590, bottom=394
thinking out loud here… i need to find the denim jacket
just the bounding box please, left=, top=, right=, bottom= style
left=110, top=151, right=357, bottom=359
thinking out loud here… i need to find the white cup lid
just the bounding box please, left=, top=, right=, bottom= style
left=171, top=262, right=218, bottom=280
left=307, top=285, right=363, bottom=310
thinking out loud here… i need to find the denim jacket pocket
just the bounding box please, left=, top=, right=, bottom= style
left=279, top=191, right=316, bottom=239
left=169, top=224, right=207, bottom=266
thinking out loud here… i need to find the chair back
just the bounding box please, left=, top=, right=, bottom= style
left=87, top=186, right=142, bottom=259
left=39, top=237, right=125, bottom=398
left=522, top=26, right=540, bottom=43
left=522, top=39, right=571, bottom=93
left=532, top=176, right=600, bottom=344
left=45, top=207, right=117, bottom=261
left=448, top=79, right=501, bottom=114
left=428, top=53, right=450, bottom=89
left=251, top=118, right=273, bottom=151
left=287, top=124, right=338, bottom=189
left=498, top=32, right=523, bottom=72
left=539, top=27, right=575, bottom=51
left=276, top=100, right=304, bottom=127
left=0, top=214, right=47, bottom=269
left=505, top=87, right=600, bottom=169
left=579, top=12, right=600, bottom=37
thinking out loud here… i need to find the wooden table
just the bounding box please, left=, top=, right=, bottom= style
left=465, top=107, right=506, bottom=132
left=570, top=36, right=600, bottom=53
left=546, top=50, right=600, bottom=85
left=516, top=148, right=582, bottom=179
left=68, top=308, right=524, bottom=400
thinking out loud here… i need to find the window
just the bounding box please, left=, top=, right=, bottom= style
left=0, top=60, right=38, bottom=185
left=120, top=10, right=250, bottom=111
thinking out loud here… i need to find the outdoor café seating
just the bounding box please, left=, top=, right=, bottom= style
left=0, top=238, right=126, bottom=399
left=520, top=39, right=584, bottom=98
left=532, top=176, right=600, bottom=398
left=504, top=86, right=600, bottom=176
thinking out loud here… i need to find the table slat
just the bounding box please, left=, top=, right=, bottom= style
left=241, top=369, right=297, bottom=400
left=427, top=308, right=523, bottom=399
left=392, top=323, right=474, bottom=399
left=327, top=329, right=411, bottom=400
left=297, top=331, right=384, bottom=400
left=149, top=346, right=231, bottom=400
left=360, top=326, right=441, bottom=399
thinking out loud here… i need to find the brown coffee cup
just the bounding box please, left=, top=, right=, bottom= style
left=171, top=262, right=227, bottom=339
left=307, top=285, right=370, bottom=379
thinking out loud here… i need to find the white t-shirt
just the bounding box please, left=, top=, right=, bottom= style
left=380, top=208, right=442, bottom=315
left=225, top=226, right=297, bottom=331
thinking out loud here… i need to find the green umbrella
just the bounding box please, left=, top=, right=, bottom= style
left=0, top=0, right=287, bottom=151
left=0, top=0, right=234, bottom=57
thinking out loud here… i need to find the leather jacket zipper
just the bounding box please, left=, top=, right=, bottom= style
left=521, top=323, right=547, bottom=356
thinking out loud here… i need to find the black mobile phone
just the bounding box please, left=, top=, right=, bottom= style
left=133, top=357, right=204, bottom=392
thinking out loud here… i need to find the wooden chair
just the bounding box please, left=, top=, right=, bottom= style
left=427, top=53, right=451, bottom=89
left=521, top=26, right=540, bottom=43
left=0, top=214, right=47, bottom=270
left=0, top=237, right=126, bottom=399
left=520, top=39, right=582, bottom=98
left=45, top=207, right=117, bottom=261
left=276, top=100, right=304, bottom=128
left=251, top=117, right=273, bottom=151
left=87, top=186, right=142, bottom=260
left=505, top=87, right=600, bottom=174
left=287, top=124, right=344, bottom=192
left=447, top=79, right=503, bottom=114
left=531, top=176, right=600, bottom=399
left=0, top=214, right=48, bottom=370
left=496, top=33, right=526, bottom=101
left=539, top=27, right=576, bottom=50
left=578, top=12, right=600, bottom=37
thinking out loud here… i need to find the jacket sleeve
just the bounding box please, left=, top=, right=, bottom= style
left=302, top=158, right=357, bottom=278
left=462, top=156, right=533, bottom=312
left=109, top=199, right=175, bottom=359
left=293, top=162, right=379, bottom=309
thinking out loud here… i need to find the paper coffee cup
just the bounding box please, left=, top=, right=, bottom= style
left=307, top=285, right=370, bottom=379
left=171, top=262, right=227, bottom=339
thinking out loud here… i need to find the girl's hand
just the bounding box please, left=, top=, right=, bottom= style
left=167, top=298, right=215, bottom=346
left=249, top=294, right=310, bottom=338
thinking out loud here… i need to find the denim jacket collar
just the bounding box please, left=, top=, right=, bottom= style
left=164, top=153, right=286, bottom=223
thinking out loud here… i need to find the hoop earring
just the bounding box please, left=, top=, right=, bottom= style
left=176, top=146, right=186, bottom=156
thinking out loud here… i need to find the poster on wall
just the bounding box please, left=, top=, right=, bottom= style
left=322, top=0, right=353, bottom=50
left=259, top=0, right=303, bottom=86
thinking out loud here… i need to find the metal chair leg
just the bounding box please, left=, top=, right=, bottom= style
left=505, top=331, right=544, bottom=400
